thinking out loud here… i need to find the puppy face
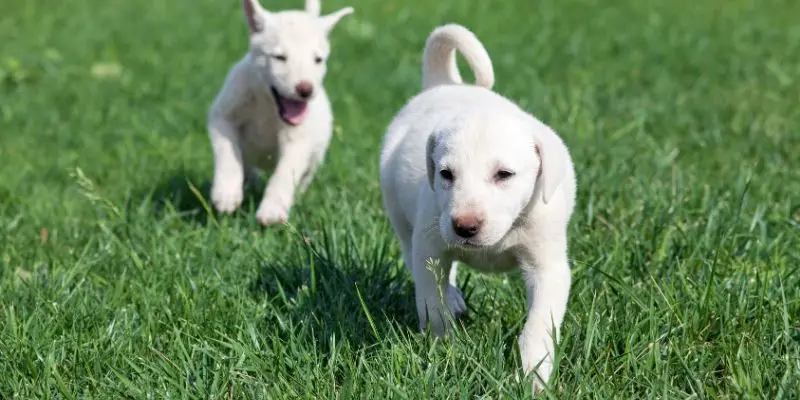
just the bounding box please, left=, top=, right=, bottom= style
left=241, top=0, right=352, bottom=125
left=426, top=115, right=567, bottom=248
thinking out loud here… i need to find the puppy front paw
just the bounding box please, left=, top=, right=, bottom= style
left=211, top=183, right=243, bottom=214
left=416, top=297, right=450, bottom=337
left=416, top=286, right=466, bottom=337
left=256, top=200, right=289, bottom=225
left=519, top=332, right=554, bottom=392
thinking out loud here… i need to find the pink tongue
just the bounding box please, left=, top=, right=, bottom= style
left=279, top=97, right=308, bottom=125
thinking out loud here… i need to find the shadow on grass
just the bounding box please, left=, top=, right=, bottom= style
left=142, top=170, right=264, bottom=225
left=246, top=229, right=493, bottom=352
left=247, top=230, right=423, bottom=349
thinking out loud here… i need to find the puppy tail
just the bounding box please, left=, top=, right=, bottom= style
left=422, top=24, right=495, bottom=91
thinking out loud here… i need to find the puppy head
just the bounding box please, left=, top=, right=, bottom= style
left=241, top=0, right=353, bottom=125
left=426, top=115, right=568, bottom=248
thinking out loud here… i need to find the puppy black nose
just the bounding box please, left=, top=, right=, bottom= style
left=295, top=81, right=313, bottom=99
left=452, top=215, right=483, bottom=238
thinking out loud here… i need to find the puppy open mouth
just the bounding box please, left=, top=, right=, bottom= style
left=270, top=87, right=308, bottom=126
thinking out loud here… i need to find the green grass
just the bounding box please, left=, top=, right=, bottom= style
left=1, top=0, right=799, bottom=397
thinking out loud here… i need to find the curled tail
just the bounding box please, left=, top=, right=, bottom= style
left=421, top=24, right=495, bottom=91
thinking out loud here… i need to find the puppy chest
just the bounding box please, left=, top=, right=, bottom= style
left=451, top=250, right=518, bottom=273
left=236, top=99, right=280, bottom=156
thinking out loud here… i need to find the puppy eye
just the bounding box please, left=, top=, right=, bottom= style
left=494, top=170, right=515, bottom=181
left=314, top=56, right=324, bottom=64
left=272, top=54, right=287, bottom=62
left=440, top=169, right=454, bottom=181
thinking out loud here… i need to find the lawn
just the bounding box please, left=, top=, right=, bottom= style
left=1, top=0, right=799, bottom=397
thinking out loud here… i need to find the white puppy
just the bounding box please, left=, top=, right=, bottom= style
left=207, top=0, right=353, bottom=225
left=379, top=24, right=576, bottom=390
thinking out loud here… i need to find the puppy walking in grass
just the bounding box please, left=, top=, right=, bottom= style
left=379, top=24, right=577, bottom=391
left=207, top=0, right=353, bottom=225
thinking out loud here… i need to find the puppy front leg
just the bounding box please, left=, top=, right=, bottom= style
left=255, top=143, right=313, bottom=225
left=411, top=234, right=455, bottom=337
left=518, top=235, right=571, bottom=391
left=209, top=116, right=245, bottom=213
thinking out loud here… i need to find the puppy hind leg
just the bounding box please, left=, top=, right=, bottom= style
left=398, top=237, right=413, bottom=273
left=447, top=261, right=467, bottom=317
left=295, top=150, right=324, bottom=195
left=243, top=165, right=261, bottom=189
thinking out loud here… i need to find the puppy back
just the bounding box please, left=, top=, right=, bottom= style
left=421, top=24, right=495, bottom=91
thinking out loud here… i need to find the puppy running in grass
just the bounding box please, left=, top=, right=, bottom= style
left=379, top=24, right=577, bottom=390
left=207, top=0, right=353, bottom=225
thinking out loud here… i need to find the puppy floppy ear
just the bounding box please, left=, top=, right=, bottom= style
left=242, top=0, right=271, bottom=34
left=319, top=7, right=353, bottom=34
left=305, top=0, right=320, bottom=16
left=534, top=129, right=569, bottom=204
left=426, top=135, right=437, bottom=190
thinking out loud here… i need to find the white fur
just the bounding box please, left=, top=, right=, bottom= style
left=207, top=0, right=353, bottom=224
left=379, top=24, right=576, bottom=391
